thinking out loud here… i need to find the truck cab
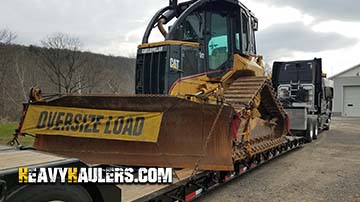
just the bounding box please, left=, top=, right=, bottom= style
left=272, top=58, right=334, bottom=142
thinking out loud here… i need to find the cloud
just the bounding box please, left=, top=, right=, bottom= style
left=256, top=22, right=358, bottom=61
left=253, top=0, right=360, bottom=22
left=1, top=0, right=360, bottom=61
left=0, top=0, right=168, bottom=56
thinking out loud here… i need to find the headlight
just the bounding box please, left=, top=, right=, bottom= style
left=302, top=85, right=314, bottom=103
left=278, top=87, right=289, bottom=97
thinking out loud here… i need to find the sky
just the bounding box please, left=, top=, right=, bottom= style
left=1, top=0, right=360, bottom=76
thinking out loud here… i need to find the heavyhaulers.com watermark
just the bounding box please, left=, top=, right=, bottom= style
left=18, top=167, right=173, bottom=184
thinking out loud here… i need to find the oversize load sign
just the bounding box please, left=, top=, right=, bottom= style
left=21, top=105, right=163, bottom=143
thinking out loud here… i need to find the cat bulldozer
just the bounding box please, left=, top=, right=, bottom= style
left=15, top=0, right=289, bottom=171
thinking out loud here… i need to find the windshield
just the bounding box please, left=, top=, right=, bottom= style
left=277, top=62, right=313, bottom=83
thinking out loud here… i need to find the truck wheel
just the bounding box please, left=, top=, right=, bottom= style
left=6, top=184, right=92, bottom=202
left=323, top=119, right=331, bottom=130
left=305, top=122, right=313, bottom=143
left=313, top=121, right=319, bottom=140
left=323, top=124, right=330, bottom=130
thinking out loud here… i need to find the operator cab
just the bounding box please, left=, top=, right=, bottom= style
left=136, top=0, right=258, bottom=94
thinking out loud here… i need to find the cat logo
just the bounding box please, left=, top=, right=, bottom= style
left=170, top=58, right=180, bottom=71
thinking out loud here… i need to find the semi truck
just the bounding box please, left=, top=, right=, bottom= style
left=272, top=58, right=334, bottom=142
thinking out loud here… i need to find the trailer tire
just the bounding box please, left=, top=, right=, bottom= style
left=305, top=121, right=314, bottom=143
left=313, top=121, right=319, bottom=140
left=323, top=124, right=330, bottom=130
left=323, top=119, right=331, bottom=130
left=6, top=184, right=92, bottom=202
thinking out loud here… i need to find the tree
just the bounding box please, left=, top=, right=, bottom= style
left=0, top=29, right=17, bottom=44
left=0, top=29, right=16, bottom=86
left=72, top=55, right=104, bottom=94
left=0, top=29, right=16, bottom=120
left=264, top=63, right=273, bottom=76
left=33, top=33, right=97, bottom=94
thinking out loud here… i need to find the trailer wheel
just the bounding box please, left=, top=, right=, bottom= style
left=323, top=119, right=331, bottom=130
left=305, top=121, right=313, bottom=143
left=313, top=121, right=319, bottom=140
left=6, top=184, right=92, bottom=202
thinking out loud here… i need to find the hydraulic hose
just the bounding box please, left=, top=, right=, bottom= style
left=158, top=18, right=168, bottom=38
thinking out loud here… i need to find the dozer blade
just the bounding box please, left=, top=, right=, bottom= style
left=27, top=95, right=234, bottom=171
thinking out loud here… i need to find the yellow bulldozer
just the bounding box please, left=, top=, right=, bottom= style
left=16, top=0, right=289, bottom=171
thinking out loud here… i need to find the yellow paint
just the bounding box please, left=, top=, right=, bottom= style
left=168, top=74, right=220, bottom=103
left=168, top=54, right=265, bottom=103
left=21, top=105, right=163, bottom=143
left=138, top=40, right=200, bottom=48
left=221, top=55, right=264, bottom=85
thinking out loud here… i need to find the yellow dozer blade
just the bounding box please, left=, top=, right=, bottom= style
left=21, top=95, right=235, bottom=171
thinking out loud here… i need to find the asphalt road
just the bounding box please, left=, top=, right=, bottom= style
left=198, top=117, right=360, bottom=202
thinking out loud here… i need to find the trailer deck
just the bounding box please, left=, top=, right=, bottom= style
left=0, top=145, right=78, bottom=171
left=120, top=136, right=305, bottom=202
left=119, top=169, right=193, bottom=202
left=0, top=135, right=304, bottom=202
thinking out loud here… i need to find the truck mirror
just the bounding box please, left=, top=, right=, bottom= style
left=252, top=19, right=258, bottom=31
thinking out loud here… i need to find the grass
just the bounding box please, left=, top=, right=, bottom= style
left=0, top=122, right=35, bottom=146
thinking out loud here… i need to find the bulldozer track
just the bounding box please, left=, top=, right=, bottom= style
left=224, top=76, right=288, bottom=161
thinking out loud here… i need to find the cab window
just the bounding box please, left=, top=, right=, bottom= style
left=241, top=11, right=250, bottom=54
left=173, top=11, right=204, bottom=42
left=208, top=13, right=229, bottom=70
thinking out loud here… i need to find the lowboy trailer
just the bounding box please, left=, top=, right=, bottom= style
left=0, top=135, right=304, bottom=202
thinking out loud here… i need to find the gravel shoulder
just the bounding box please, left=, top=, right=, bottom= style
left=197, top=117, right=360, bottom=202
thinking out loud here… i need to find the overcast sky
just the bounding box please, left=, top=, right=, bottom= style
left=2, top=0, right=360, bottom=76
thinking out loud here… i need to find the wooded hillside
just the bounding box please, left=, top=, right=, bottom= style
left=0, top=32, right=135, bottom=121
